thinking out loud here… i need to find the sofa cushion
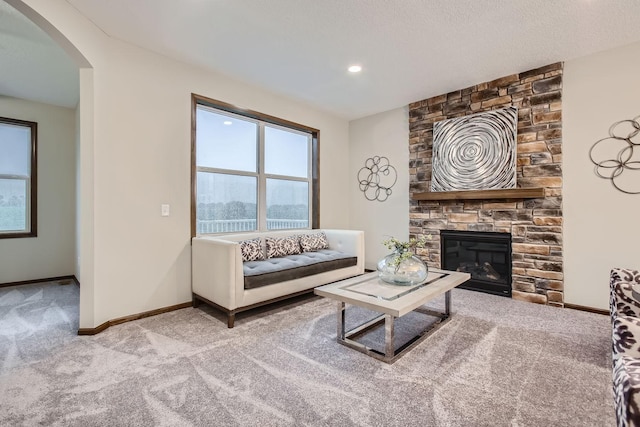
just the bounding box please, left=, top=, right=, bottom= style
left=300, top=231, right=329, bottom=252
left=613, top=355, right=640, bottom=427
left=243, top=249, right=357, bottom=289
left=266, top=236, right=301, bottom=258
left=239, top=238, right=264, bottom=262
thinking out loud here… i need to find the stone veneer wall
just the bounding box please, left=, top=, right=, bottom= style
left=409, top=62, right=563, bottom=306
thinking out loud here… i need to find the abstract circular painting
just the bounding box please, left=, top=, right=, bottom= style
left=431, top=106, right=518, bottom=192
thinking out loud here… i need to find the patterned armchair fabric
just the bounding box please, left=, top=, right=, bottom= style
left=611, top=268, right=640, bottom=427
left=614, top=316, right=640, bottom=358
left=614, top=355, right=640, bottom=427
left=611, top=268, right=640, bottom=322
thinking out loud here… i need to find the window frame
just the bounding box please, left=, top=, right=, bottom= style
left=0, top=116, right=37, bottom=239
left=191, top=94, right=320, bottom=237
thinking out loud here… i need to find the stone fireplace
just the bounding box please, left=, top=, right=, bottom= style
left=409, top=62, right=563, bottom=307
left=440, top=230, right=512, bottom=297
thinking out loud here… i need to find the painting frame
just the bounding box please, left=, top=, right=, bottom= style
left=431, top=106, right=518, bottom=192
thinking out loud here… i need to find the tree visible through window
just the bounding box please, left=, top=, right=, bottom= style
left=0, top=117, right=37, bottom=239
left=192, top=95, right=319, bottom=235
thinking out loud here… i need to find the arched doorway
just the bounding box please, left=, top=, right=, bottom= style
left=2, top=0, right=95, bottom=331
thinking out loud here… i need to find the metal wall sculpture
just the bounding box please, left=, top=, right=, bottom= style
left=589, top=115, right=640, bottom=194
left=357, top=156, right=397, bottom=202
left=431, top=106, right=518, bottom=192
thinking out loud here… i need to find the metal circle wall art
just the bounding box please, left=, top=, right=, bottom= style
left=431, top=106, right=518, bottom=192
left=589, top=115, right=640, bottom=194
left=357, top=156, right=397, bottom=202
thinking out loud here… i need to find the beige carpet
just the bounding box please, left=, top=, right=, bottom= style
left=0, top=281, right=614, bottom=426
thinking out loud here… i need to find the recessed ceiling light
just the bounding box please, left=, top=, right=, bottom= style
left=348, top=65, right=362, bottom=73
left=223, top=120, right=232, bottom=125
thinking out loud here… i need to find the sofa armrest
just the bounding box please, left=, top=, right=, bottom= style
left=323, top=229, right=365, bottom=272
left=192, top=236, right=242, bottom=310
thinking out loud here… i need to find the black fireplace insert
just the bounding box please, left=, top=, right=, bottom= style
left=440, top=230, right=512, bottom=297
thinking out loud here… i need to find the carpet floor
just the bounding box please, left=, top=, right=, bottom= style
left=0, top=281, right=615, bottom=426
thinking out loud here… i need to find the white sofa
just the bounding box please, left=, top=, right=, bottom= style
left=192, top=229, right=365, bottom=327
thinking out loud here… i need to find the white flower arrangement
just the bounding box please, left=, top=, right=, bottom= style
left=382, top=235, right=431, bottom=270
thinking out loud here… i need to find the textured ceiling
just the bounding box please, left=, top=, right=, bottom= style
left=4, top=1, right=640, bottom=118
left=0, top=1, right=78, bottom=108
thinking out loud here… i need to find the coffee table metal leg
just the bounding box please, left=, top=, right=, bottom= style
left=445, top=290, right=451, bottom=316
left=337, top=301, right=346, bottom=340
left=384, top=314, right=395, bottom=359
left=336, top=292, right=454, bottom=364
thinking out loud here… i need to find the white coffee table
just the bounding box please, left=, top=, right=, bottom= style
left=315, top=269, right=470, bottom=363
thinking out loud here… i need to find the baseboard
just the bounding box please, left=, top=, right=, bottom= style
left=77, top=321, right=110, bottom=335
left=77, top=301, right=192, bottom=335
left=564, top=303, right=608, bottom=316
left=0, top=275, right=77, bottom=289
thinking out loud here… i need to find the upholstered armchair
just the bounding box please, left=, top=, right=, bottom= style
left=610, top=268, right=640, bottom=322
left=610, top=268, right=640, bottom=426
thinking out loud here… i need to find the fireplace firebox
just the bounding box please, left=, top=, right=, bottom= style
left=440, top=230, right=512, bottom=297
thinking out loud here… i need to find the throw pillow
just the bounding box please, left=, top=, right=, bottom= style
left=300, top=231, right=329, bottom=252
left=239, top=238, right=264, bottom=262
left=266, top=236, right=301, bottom=258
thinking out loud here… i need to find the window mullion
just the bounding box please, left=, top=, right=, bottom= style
left=196, top=166, right=258, bottom=178
left=263, top=174, right=308, bottom=182
left=0, top=174, right=29, bottom=180
left=258, top=123, right=267, bottom=231
left=25, top=178, right=31, bottom=230
left=307, top=134, right=312, bottom=228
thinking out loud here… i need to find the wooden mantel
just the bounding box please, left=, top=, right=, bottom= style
left=412, top=187, right=545, bottom=201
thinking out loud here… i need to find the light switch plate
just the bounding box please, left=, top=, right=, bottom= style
left=161, top=204, right=170, bottom=217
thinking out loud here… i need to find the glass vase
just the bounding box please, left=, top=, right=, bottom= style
left=377, top=250, right=428, bottom=286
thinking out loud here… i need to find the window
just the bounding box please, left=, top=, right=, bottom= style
left=192, top=94, right=319, bottom=235
left=0, top=117, right=37, bottom=238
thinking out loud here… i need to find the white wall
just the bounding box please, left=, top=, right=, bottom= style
left=563, top=41, right=640, bottom=310
left=74, top=93, right=80, bottom=279
left=349, top=107, right=409, bottom=270
left=76, top=67, right=95, bottom=328
left=0, top=96, right=76, bottom=283
left=20, top=0, right=351, bottom=328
